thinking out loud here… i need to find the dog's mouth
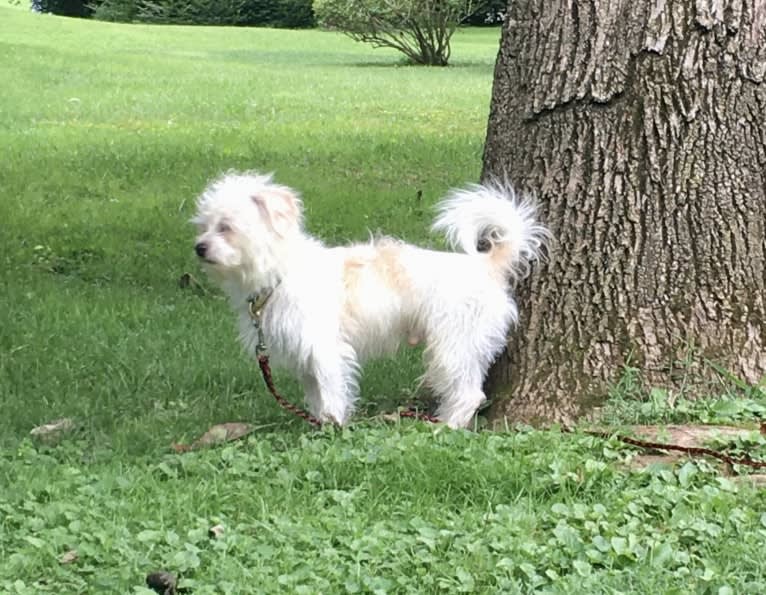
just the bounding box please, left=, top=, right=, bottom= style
left=194, top=251, right=224, bottom=268
left=197, top=253, right=238, bottom=271
left=199, top=257, right=226, bottom=269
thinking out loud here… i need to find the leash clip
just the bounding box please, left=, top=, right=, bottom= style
left=247, top=295, right=268, bottom=356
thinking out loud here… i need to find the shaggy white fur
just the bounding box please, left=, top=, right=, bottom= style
left=193, top=171, right=547, bottom=428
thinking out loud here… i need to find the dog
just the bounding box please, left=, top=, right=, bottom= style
left=192, top=171, right=547, bottom=428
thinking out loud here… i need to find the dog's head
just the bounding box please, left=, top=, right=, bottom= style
left=191, top=171, right=303, bottom=285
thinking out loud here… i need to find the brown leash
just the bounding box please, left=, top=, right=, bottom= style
left=581, top=428, right=766, bottom=469
left=249, top=289, right=442, bottom=428
left=247, top=290, right=323, bottom=429
left=247, top=293, right=766, bottom=470
left=399, top=410, right=442, bottom=423
left=256, top=352, right=436, bottom=427
left=257, top=358, right=766, bottom=468
left=257, top=354, right=323, bottom=428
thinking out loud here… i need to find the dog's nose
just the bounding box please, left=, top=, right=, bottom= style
left=195, top=242, right=208, bottom=258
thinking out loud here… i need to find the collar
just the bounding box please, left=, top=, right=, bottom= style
left=246, top=280, right=281, bottom=323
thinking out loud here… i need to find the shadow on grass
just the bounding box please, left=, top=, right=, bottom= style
left=350, top=60, right=495, bottom=71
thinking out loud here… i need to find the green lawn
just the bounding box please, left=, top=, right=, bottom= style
left=2, top=8, right=766, bottom=594
left=1, top=7, right=495, bottom=449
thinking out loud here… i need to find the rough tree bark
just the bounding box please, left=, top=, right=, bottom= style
left=483, top=0, right=766, bottom=425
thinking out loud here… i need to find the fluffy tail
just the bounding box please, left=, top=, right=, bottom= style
left=431, top=180, right=549, bottom=279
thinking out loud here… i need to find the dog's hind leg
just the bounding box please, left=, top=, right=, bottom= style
left=433, top=383, right=488, bottom=430
left=421, top=344, right=487, bottom=428
left=423, top=312, right=507, bottom=429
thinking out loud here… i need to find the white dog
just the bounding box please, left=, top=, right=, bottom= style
left=192, top=171, right=547, bottom=428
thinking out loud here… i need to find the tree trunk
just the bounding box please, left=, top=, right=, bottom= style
left=483, top=0, right=766, bottom=425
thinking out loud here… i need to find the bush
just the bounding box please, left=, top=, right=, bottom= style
left=313, top=0, right=476, bottom=66
left=90, top=0, right=138, bottom=21
left=32, top=0, right=93, bottom=16
left=131, top=0, right=244, bottom=25
left=87, top=0, right=316, bottom=27
left=464, top=0, right=505, bottom=26
left=238, top=0, right=315, bottom=28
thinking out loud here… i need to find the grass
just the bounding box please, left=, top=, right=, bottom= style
left=5, top=427, right=766, bottom=594
left=0, top=7, right=495, bottom=450
left=2, top=8, right=766, bottom=594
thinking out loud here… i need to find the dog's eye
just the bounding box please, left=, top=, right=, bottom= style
left=218, top=222, right=232, bottom=233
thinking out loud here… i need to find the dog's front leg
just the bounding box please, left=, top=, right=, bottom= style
left=304, top=352, right=356, bottom=426
left=301, top=372, right=325, bottom=422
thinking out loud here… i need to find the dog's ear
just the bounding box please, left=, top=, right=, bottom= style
left=252, top=187, right=301, bottom=237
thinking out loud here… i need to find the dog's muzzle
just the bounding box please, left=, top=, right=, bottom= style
left=195, top=242, right=208, bottom=259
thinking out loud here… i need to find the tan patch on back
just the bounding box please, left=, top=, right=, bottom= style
left=343, top=239, right=423, bottom=353
left=341, top=241, right=412, bottom=294
left=341, top=242, right=415, bottom=342
left=342, top=256, right=366, bottom=291
left=341, top=254, right=368, bottom=329
left=371, top=241, right=411, bottom=293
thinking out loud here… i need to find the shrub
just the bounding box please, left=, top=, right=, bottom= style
left=313, top=0, right=476, bottom=66
left=132, top=0, right=245, bottom=25
left=464, top=0, right=505, bottom=26
left=90, top=0, right=138, bottom=21
left=238, top=0, right=315, bottom=28
left=88, top=0, right=316, bottom=27
left=32, top=0, right=93, bottom=16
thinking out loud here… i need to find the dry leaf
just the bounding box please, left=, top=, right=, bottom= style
left=733, top=474, right=766, bottom=488
left=604, top=424, right=761, bottom=471
left=172, top=422, right=254, bottom=453
left=378, top=412, right=403, bottom=423
left=146, top=570, right=177, bottom=595
left=178, top=272, right=207, bottom=294
left=30, top=418, right=75, bottom=442
left=624, top=453, right=683, bottom=470
left=628, top=424, right=755, bottom=448
left=208, top=524, right=225, bottom=539
left=59, top=549, right=78, bottom=564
